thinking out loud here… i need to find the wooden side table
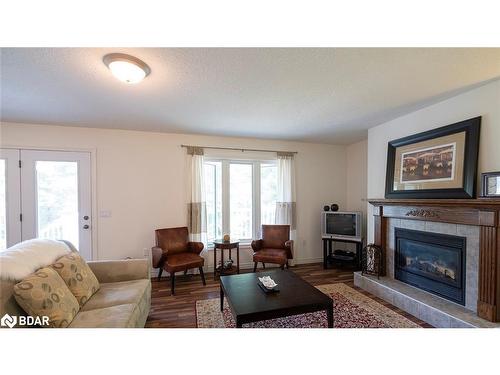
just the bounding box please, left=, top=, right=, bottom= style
left=213, top=239, right=240, bottom=279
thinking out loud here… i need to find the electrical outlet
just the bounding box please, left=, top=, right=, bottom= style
left=143, top=248, right=149, bottom=258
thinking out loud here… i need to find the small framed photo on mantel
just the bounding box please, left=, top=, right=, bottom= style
left=385, top=116, right=481, bottom=199
left=481, top=171, right=500, bottom=198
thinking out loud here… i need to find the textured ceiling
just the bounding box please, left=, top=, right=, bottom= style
left=1, top=48, right=499, bottom=144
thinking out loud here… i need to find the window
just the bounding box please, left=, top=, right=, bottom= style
left=260, top=163, right=278, bottom=225
left=204, top=159, right=277, bottom=244
left=230, top=163, right=253, bottom=239
left=36, top=161, right=80, bottom=248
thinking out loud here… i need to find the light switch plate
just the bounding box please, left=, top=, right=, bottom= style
left=99, top=210, right=112, bottom=218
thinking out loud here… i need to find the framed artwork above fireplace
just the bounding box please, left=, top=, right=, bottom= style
left=385, top=116, right=481, bottom=199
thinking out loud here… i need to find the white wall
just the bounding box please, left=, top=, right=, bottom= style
left=0, top=122, right=348, bottom=270
left=333, top=139, right=369, bottom=253
left=367, top=79, right=500, bottom=242
left=346, top=139, right=368, bottom=229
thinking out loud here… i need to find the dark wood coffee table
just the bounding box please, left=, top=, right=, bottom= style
left=219, top=269, right=334, bottom=328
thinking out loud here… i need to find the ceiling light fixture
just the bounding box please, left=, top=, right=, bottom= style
left=103, top=53, right=151, bottom=84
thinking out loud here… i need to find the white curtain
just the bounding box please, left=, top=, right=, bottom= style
left=186, top=147, right=207, bottom=247
left=275, top=152, right=297, bottom=265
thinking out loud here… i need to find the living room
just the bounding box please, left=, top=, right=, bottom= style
left=1, top=1, right=499, bottom=374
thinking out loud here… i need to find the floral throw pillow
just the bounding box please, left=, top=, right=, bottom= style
left=52, top=253, right=100, bottom=307
left=13, top=267, right=80, bottom=328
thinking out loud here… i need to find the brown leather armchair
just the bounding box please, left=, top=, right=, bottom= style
left=251, top=225, right=293, bottom=272
left=151, top=226, right=206, bottom=295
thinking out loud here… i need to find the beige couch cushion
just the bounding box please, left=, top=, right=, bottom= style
left=69, top=304, right=140, bottom=328
left=69, top=279, right=151, bottom=328
left=52, top=253, right=100, bottom=307
left=13, top=267, right=80, bottom=328
left=80, top=279, right=150, bottom=311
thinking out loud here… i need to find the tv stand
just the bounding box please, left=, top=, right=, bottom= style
left=322, top=237, right=363, bottom=270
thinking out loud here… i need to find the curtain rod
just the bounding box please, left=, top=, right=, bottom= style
left=180, top=144, right=298, bottom=154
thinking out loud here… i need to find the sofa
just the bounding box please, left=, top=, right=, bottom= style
left=0, top=240, right=151, bottom=328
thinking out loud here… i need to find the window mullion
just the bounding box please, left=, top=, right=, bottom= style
left=253, top=161, right=261, bottom=239
left=212, top=164, right=218, bottom=241
left=222, top=160, right=230, bottom=236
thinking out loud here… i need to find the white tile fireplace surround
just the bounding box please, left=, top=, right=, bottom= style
left=355, top=199, right=500, bottom=328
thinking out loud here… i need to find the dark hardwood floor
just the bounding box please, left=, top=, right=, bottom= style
left=145, top=263, right=432, bottom=328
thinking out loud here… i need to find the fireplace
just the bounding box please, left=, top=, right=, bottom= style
left=394, top=228, right=466, bottom=305
left=367, top=198, right=500, bottom=323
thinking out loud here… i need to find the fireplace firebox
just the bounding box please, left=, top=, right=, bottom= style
left=394, top=228, right=466, bottom=305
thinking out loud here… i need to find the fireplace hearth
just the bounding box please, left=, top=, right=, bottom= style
left=395, top=228, right=466, bottom=305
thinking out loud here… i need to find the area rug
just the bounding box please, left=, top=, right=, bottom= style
left=195, top=283, right=421, bottom=328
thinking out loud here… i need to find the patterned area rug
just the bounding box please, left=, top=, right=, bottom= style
left=196, top=283, right=421, bottom=328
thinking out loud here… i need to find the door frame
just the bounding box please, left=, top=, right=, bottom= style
left=0, top=148, right=22, bottom=248
left=1, top=145, right=98, bottom=260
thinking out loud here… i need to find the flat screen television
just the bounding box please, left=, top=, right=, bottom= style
left=321, top=211, right=362, bottom=241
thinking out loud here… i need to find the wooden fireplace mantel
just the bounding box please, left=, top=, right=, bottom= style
left=368, top=198, right=500, bottom=322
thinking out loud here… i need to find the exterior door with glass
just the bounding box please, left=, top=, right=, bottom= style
left=19, top=150, right=92, bottom=259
